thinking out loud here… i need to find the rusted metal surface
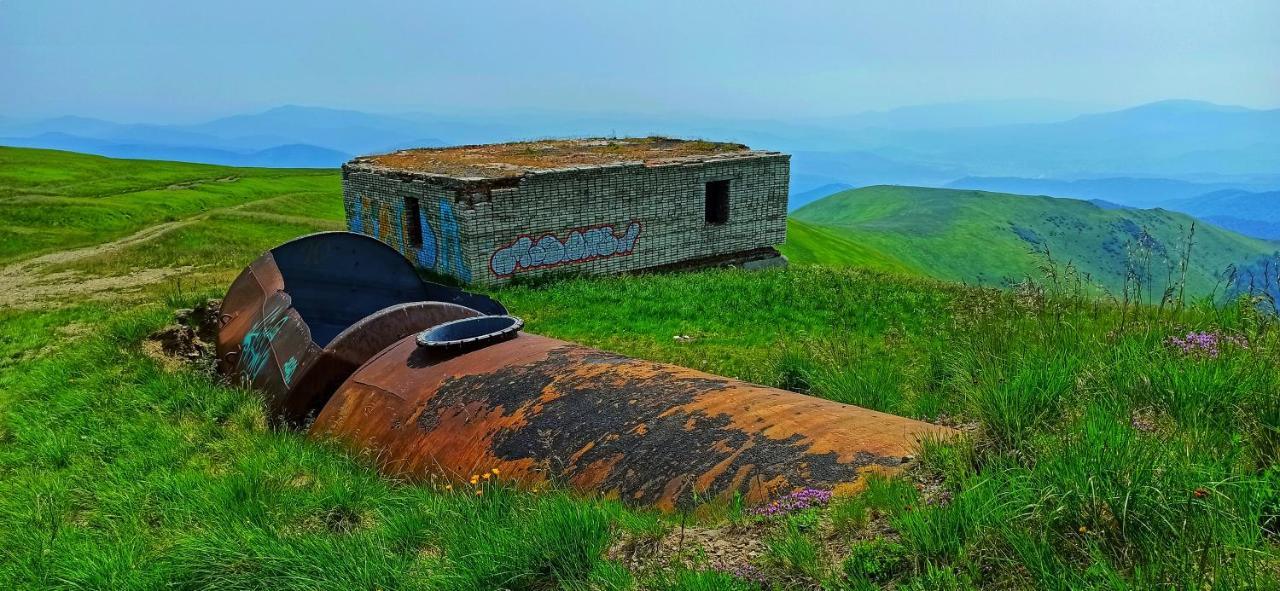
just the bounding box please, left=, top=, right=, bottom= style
left=216, top=232, right=501, bottom=423
left=221, top=232, right=956, bottom=510
left=216, top=257, right=320, bottom=417
left=311, top=332, right=955, bottom=512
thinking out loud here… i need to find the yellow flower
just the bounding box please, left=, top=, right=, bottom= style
left=475, top=490, right=483, bottom=496
left=1078, top=526, right=1088, bottom=534
left=491, top=468, right=500, bottom=475
left=444, top=484, right=453, bottom=491
left=482, top=473, right=491, bottom=480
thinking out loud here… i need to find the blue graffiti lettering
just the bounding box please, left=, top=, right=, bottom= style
left=347, top=196, right=364, bottom=233
left=435, top=199, right=471, bottom=282
left=347, top=193, right=471, bottom=283
left=489, top=222, right=641, bottom=277
left=414, top=205, right=438, bottom=270
left=537, top=235, right=564, bottom=265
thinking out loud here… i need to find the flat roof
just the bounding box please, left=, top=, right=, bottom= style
left=347, top=137, right=763, bottom=180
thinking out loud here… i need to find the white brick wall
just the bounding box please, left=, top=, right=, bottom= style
left=341, top=153, right=789, bottom=286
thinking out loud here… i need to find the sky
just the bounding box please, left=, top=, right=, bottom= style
left=2, top=0, right=1278, bottom=122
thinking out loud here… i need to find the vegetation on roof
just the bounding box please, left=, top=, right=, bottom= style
left=355, top=137, right=753, bottom=179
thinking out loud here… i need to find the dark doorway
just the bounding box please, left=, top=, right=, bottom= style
left=405, top=197, right=423, bottom=247
left=705, top=180, right=730, bottom=225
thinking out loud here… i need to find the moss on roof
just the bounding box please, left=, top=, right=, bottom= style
left=349, top=137, right=755, bottom=179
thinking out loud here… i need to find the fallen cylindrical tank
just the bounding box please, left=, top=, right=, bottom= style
left=311, top=316, right=952, bottom=511
left=218, top=232, right=955, bottom=510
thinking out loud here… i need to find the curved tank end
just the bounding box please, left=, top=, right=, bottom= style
left=216, top=232, right=498, bottom=425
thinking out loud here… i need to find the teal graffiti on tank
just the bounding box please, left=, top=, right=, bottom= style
left=281, top=356, right=299, bottom=386
left=239, top=299, right=291, bottom=383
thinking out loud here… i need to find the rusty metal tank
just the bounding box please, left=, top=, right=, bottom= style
left=216, top=231, right=504, bottom=424
left=310, top=316, right=953, bottom=511
left=219, top=232, right=955, bottom=511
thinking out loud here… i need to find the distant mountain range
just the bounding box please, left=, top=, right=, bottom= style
left=789, top=183, right=854, bottom=211
left=792, top=101, right=1280, bottom=211
left=842, top=100, right=1280, bottom=178
left=943, top=176, right=1267, bottom=209
left=783, top=186, right=1279, bottom=304
left=0, top=106, right=450, bottom=168
left=5, top=99, right=1276, bottom=175
left=1163, top=190, right=1280, bottom=240
left=796, top=98, right=1103, bottom=131
left=4, top=99, right=1276, bottom=235
left=0, top=133, right=350, bottom=169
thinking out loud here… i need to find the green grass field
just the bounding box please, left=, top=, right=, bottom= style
left=2, top=148, right=1278, bottom=589
left=0, top=147, right=340, bottom=266
left=786, top=185, right=1279, bottom=300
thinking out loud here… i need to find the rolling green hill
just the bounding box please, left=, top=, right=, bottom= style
left=785, top=185, right=1279, bottom=300
left=0, top=146, right=338, bottom=265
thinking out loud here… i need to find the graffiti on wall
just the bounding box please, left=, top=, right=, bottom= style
left=348, top=194, right=472, bottom=283
left=432, top=199, right=470, bottom=283
left=489, top=222, right=642, bottom=278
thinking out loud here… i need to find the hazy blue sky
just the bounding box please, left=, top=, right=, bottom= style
left=2, top=0, right=1277, bottom=121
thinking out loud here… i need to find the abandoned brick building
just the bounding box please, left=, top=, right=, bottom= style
left=340, top=137, right=789, bottom=286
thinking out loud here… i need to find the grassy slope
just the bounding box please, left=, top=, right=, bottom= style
left=0, top=147, right=339, bottom=264
left=781, top=219, right=919, bottom=276
left=2, top=149, right=1279, bottom=590
left=786, top=185, right=1279, bottom=297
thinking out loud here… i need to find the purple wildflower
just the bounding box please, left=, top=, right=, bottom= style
left=750, top=487, right=832, bottom=517
left=1165, top=331, right=1248, bottom=359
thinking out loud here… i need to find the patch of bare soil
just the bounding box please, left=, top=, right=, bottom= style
left=609, top=460, right=956, bottom=587
left=610, top=519, right=772, bottom=582
left=0, top=267, right=198, bottom=309
left=219, top=209, right=345, bottom=229
left=166, top=176, right=240, bottom=190
left=55, top=322, right=92, bottom=339
left=0, top=195, right=292, bottom=310
left=143, top=299, right=221, bottom=373
left=0, top=219, right=205, bottom=310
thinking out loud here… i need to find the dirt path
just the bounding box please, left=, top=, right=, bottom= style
left=0, top=174, right=243, bottom=202
left=217, top=208, right=345, bottom=229
left=0, top=194, right=311, bottom=309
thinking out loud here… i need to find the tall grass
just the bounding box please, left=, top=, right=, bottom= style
left=499, top=258, right=1278, bottom=588
left=4, top=259, right=1278, bottom=589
